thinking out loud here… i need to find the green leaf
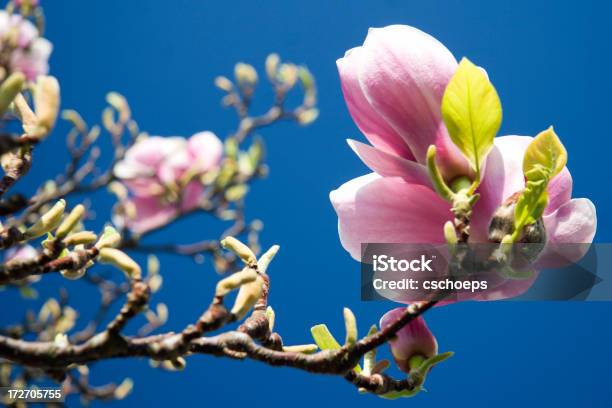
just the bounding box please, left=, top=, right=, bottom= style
left=311, top=324, right=361, bottom=372
left=523, top=126, right=567, bottom=179
left=310, top=324, right=342, bottom=350
left=343, top=307, right=358, bottom=345
left=441, top=57, right=502, bottom=179
left=512, top=127, right=568, bottom=240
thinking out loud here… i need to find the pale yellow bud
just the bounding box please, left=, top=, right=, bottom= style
left=220, top=236, right=257, bottom=266
left=214, top=76, right=234, bottom=92
left=265, top=53, right=280, bottom=81
left=0, top=72, right=25, bottom=116
left=34, top=75, right=61, bottom=135
left=95, top=225, right=121, bottom=249
left=56, top=204, right=85, bottom=239
left=64, top=231, right=98, bottom=246
left=98, top=248, right=141, bottom=279
left=24, top=199, right=66, bottom=239
left=231, top=274, right=264, bottom=320
left=215, top=267, right=258, bottom=297
left=234, top=62, right=258, bottom=85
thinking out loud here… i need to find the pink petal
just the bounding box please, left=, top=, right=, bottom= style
left=188, top=131, right=224, bottom=173
left=356, top=25, right=468, bottom=178
left=470, top=135, right=573, bottom=242
left=329, top=173, right=451, bottom=260
left=347, top=139, right=431, bottom=187
left=535, top=198, right=597, bottom=268
left=180, top=181, right=204, bottom=211
left=337, top=47, right=415, bottom=161
left=127, top=196, right=178, bottom=234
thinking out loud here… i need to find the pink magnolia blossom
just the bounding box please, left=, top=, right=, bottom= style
left=114, top=132, right=223, bottom=234
left=331, top=25, right=597, bottom=301
left=380, top=308, right=438, bottom=373
left=0, top=11, right=51, bottom=80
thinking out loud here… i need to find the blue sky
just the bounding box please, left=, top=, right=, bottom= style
left=3, top=0, right=611, bottom=406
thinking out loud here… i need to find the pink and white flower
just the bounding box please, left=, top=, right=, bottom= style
left=0, top=10, right=51, bottom=80
left=380, top=309, right=438, bottom=373
left=114, top=132, right=223, bottom=234
left=330, top=25, right=596, bottom=298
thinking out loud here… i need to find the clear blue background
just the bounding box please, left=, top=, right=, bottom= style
left=3, top=0, right=611, bottom=406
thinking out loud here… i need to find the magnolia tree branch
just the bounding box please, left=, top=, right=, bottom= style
left=0, top=3, right=455, bottom=405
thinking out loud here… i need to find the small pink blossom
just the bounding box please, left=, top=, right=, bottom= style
left=331, top=25, right=597, bottom=303
left=114, top=132, right=223, bottom=234
left=0, top=10, right=51, bottom=80
left=380, top=308, right=438, bottom=373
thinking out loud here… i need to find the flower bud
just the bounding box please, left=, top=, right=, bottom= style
left=56, top=204, right=85, bottom=239
left=297, top=108, right=319, bottom=126
left=234, top=62, right=258, bottom=86
left=214, top=76, right=234, bottom=92
left=278, top=63, right=298, bottom=88
left=0, top=72, right=25, bottom=116
left=257, top=244, right=279, bottom=274
left=215, top=267, right=258, bottom=297
left=34, top=75, right=60, bottom=135
left=24, top=199, right=66, bottom=239
left=64, top=231, right=97, bottom=246
left=379, top=308, right=438, bottom=373
left=231, top=274, right=264, bottom=320
left=114, top=378, right=133, bottom=400
left=220, top=236, right=257, bottom=266
left=95, top=225, right=121, bottom=249
left=265, top=53, right=280, bottom=81
left=98, top=248, right=141, bottom=279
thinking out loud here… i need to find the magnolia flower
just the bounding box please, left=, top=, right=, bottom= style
left=0, top=11, right=51, bottom=80
left=380, top=308, right=438, bottom=373
left=114, top=132, right=222, bottom=234
left=330, top=25, right=597, bottom=300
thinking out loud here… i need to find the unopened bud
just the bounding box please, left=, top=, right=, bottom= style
left=34, top=76, right=61, bottom=135
left=214, top=76, right=234, bottom=92
left=231, top=274, right=264, bottom=320
left=114, top=378, right=133, bottom=400
left=220, top=236, right=257, bottom=266
left=278, top=63, right=298, bottom=88
left=106, top=92, right=130, bottom=124
left=265, top=53, right=280, bottom=81
left=297, top=108, right=319, bottom=125
left=215, top=267, right=258, bottom=297
left=257, top=244, right=279, bottom=275
left=234, top=62, right=258, bottom=85
left=108, top=181, right=128, bottom=201
left=64, top=231, right=97, bottom=246
left=343, top=307, right=358, bottom=345
left=98, top=248, right=141, bottom=279
left=25, top=199, right=66, bottom=239
left=443, top=221, right=457, bottom=245
left=0, top=72, right=25, bottom=116
left=56, top=204, right=85, bottom=239
left=266, top=306, right=275, bottom=331
left=95, top=225, right=121, bottom=249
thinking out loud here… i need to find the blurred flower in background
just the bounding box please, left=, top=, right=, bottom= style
left=113, top=132, right=223, bottom=233
left=0, top=9, right=51, bottom=80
